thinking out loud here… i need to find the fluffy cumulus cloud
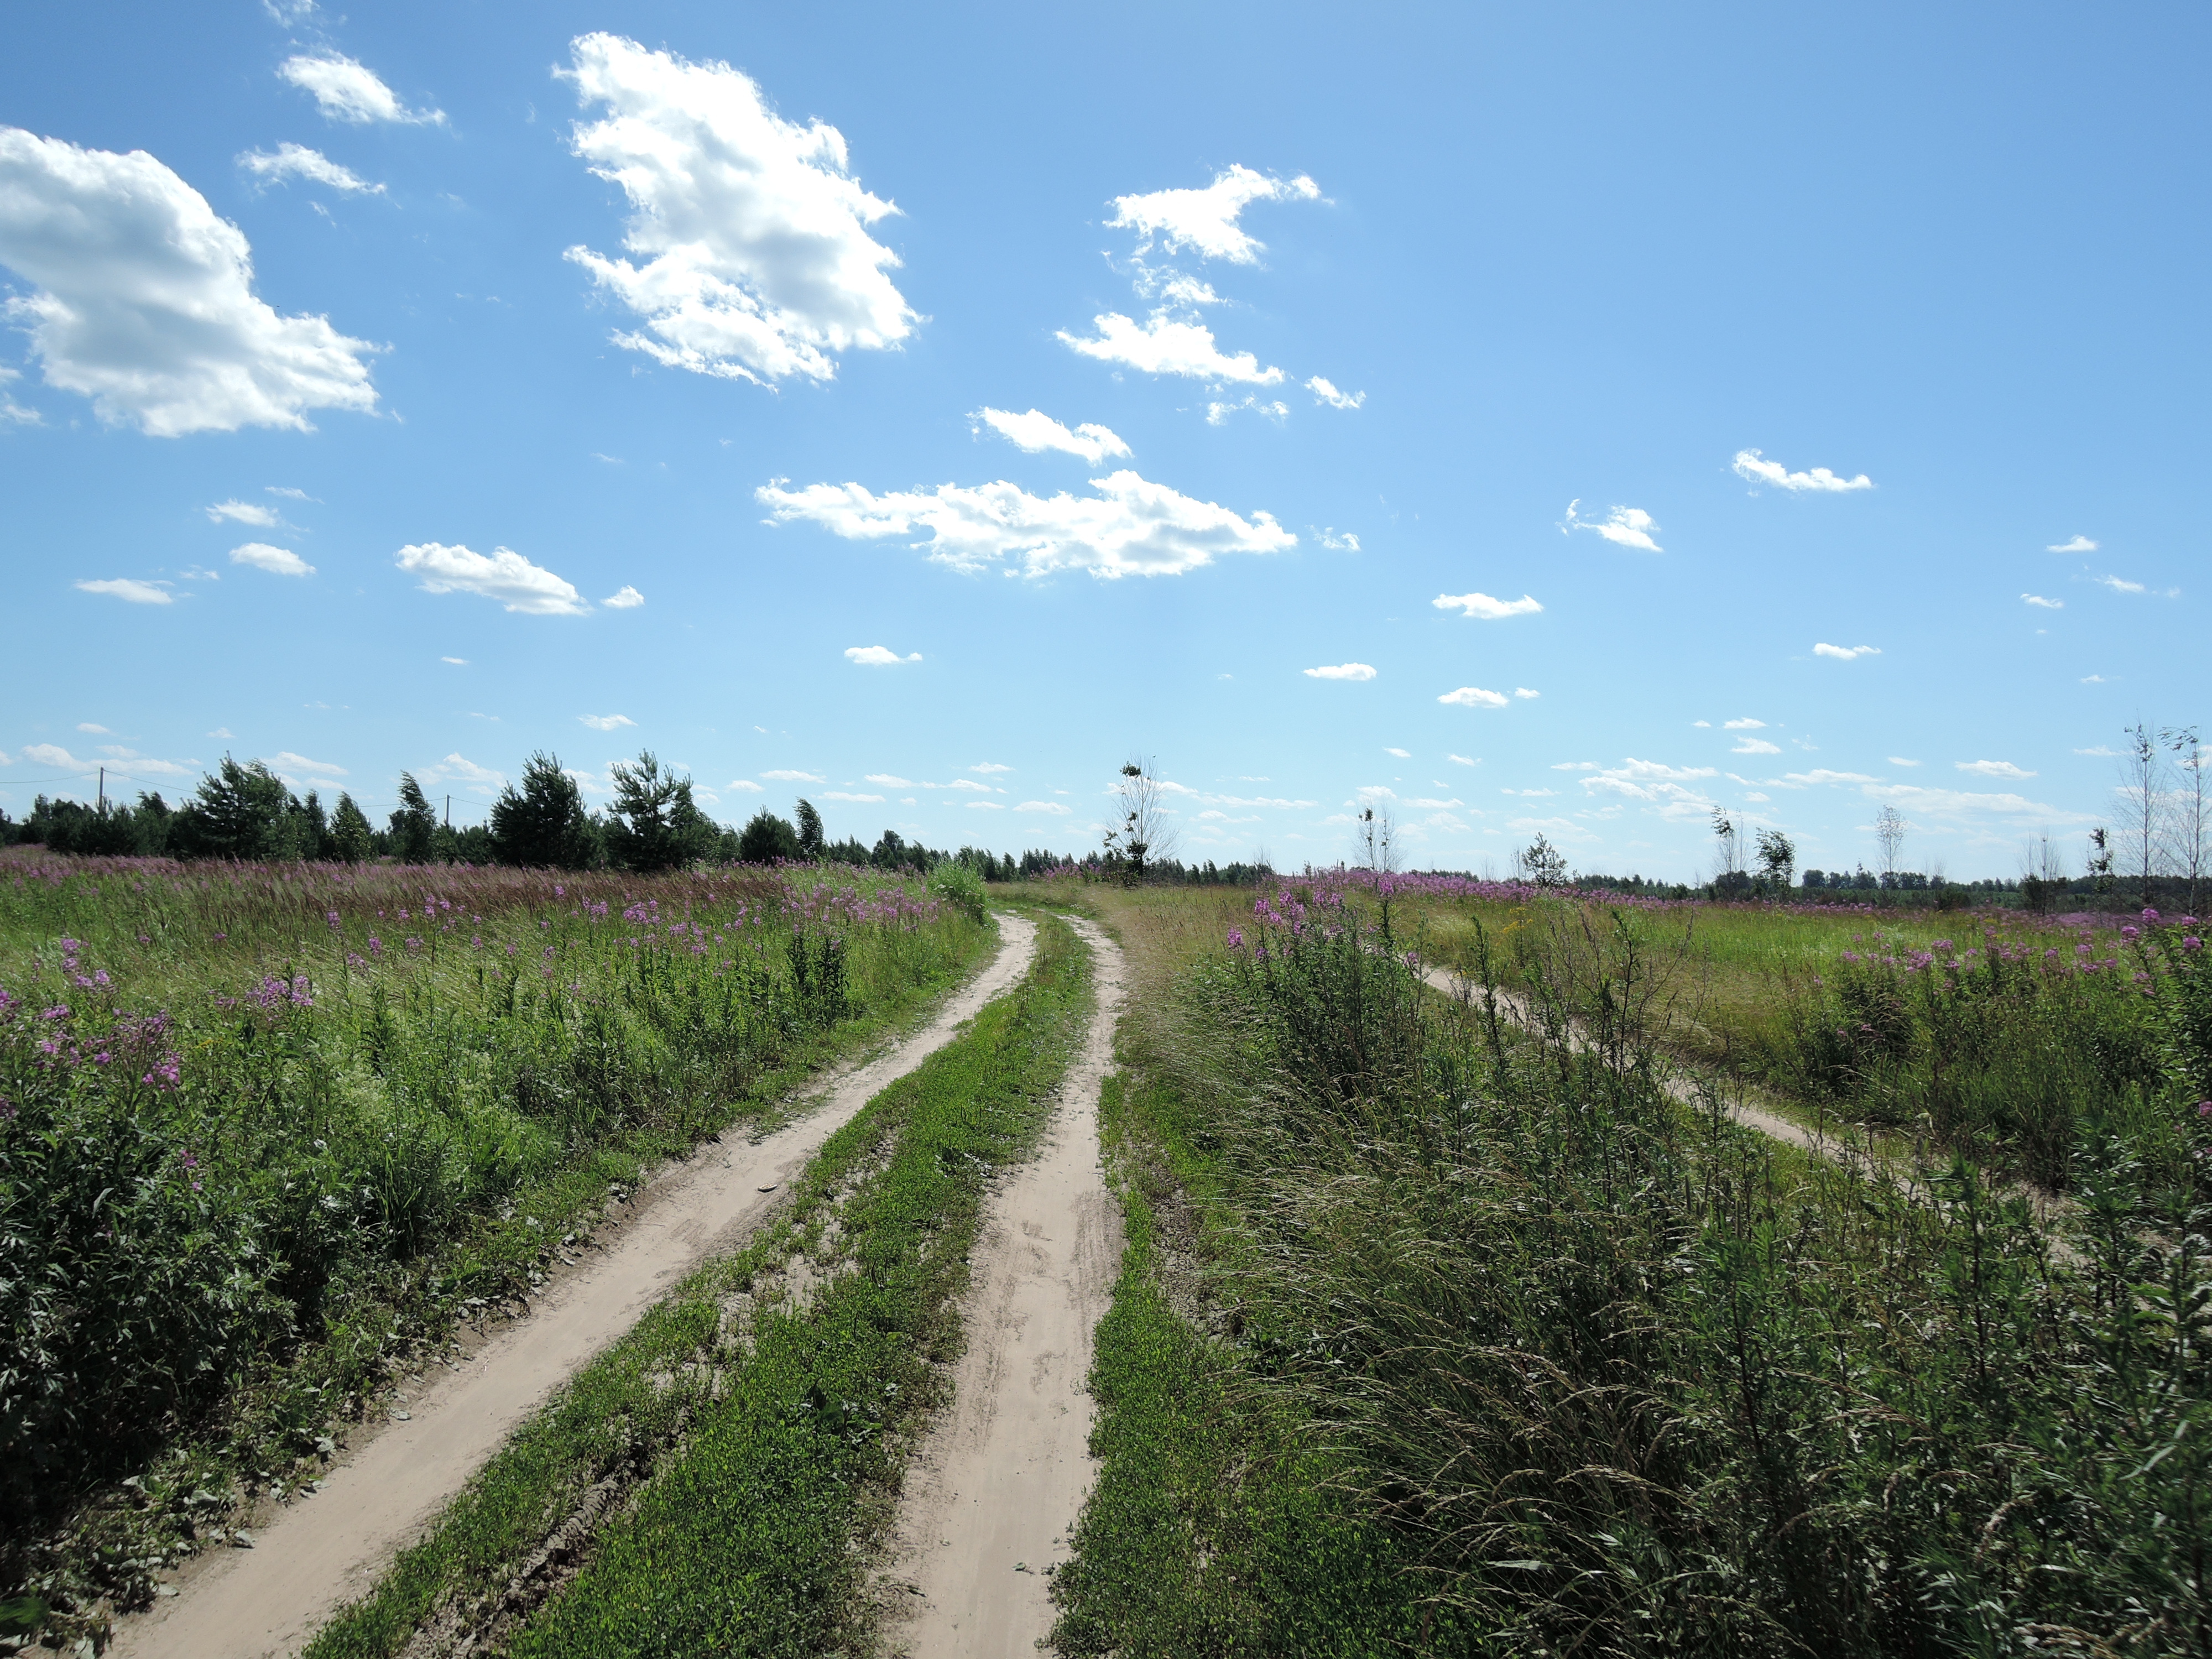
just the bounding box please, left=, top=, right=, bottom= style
left=1577, top=758, right=1721, bottom=820
left=273, top=750, right=345, bottom=776
left=1813, top=642, right=1881, bottom=660
left=1723, top=717, right=1765, bottom=730
left=2022, top=593, right=2063, bottom=609
left=579, top=713, right=634, bottom=731
left=0, top=128, right=379, bottom=436
left=1432, top=591, right=1541, bottom=620
left=237, top=143, right=384, bottom=194
left=277, top=52, right=444, bottom=125
left=1015, top=800, right=1071, bottom=815
left=1730, top=448, right=1873, bottom=493
left=1514, top=687, right=1540, bottom=700
left=1732, top=737, right=1782, bottom=755
left=230, top=541, right=314, bottom=577
left=206, top=498, right=279, bottom=526
left=603, top=585, right=645, bottom=608
left=2098, top=575, right=2146, bottom=594
left=845, top=644, right=921, bottom=665
left=1057, top=313, right=1284, bottom=384
left=975, top=407, right=1129, bottom=464
left=821, top=790, right=883, bottom=803
left=1438, top=686, right=1509, bottom=708
left=2048, top=535, right=2098, bottom=554
left=1106, top=165, right=1318, bottom=264
left=1563, top=500, right=1661, bottom=552
left=1303, top=662, right=1375, bottom=681
left=1306, top=375, right=1364, bottom=410
left=969, top=761, right=1012, bottom=774
left=1956, top=759, right=2036, bottom=779
left=757, top=470, right=1295, bottom=580
left=561, top=34, right=914, bottom=386
left=762, top=769, right=823, bottom=782
left=74, top=577, right=172, bottom=604
left=395, top=542, right=589, bottom=615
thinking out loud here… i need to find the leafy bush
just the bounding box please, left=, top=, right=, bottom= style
left=927, top=859, right=988, bottom=924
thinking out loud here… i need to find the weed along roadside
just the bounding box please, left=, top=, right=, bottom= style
left=0, top=855, right=999, bottom=1653
left=288, top=911, right=1091, bottom=1659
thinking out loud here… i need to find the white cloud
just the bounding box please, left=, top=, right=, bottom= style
left=1432, top=590, right=1541, bottom=620
left=1307, top=375, right=1364, bottom=410
left=1813, top=642, right=1880, bottom=660
left=1514, top=687, right=1540, bottom=700
left=2048, top=535, right=2098, bottom=554
left=1955, top=759, right=2036, bottom=779
left=943, top=778, right=998, bottom=793
left=1866, top=782, right=2089, bottom=824
left=1015, top=800, right=1071, bottom=815
left=1730, top=448, right=1873, bottom=493
left=2097, top=575, right=2145, bottom=594
left=1722, top=717, right=1765, bottom=730
left=277, top=51, right=444, bottom=126
left=1562, top=499, right=1661, bottom=552
left=207, top=499, right=280, bottom=526
left=1205, top=394, right=1288, bottom=426
left=1447, top=754, right=1477, bottom=766
left=2081, top=674, right=2109, bottom=684
left=1107, top=165, right=1318, bottom=264
left=1386, top=747, right=1411, bottom=758
left=238, top=143, right=384, bottom=195
left=419, top=753, right=504, bottom=794
left=0, top=363, right=37, bottom=424
left=728, top=778, right=763, bottom=791
left=2022, top=593, right=2063, bottom=609
left=208, top=726, right=233, bottom=738
left=1303, top=662, right=1375, bottom=681
left=75, top=577, right=173, bottom=604
left=762, top=769, right=823, bottom=782
left=969, top=761, right=1012, bottom=774
left=561, top=34, right=913, bottom=387
left=2074, top=745, right=2118, bottom=757
left=231, top=541, right=314, bottom=577
left=1058, top=312, right=1285, bottom=385
left=1315, top=528, right=1360, bottom=552
left=76, top=722, right=109, bottom=734
left=1438, top=686, right=1508, bottom=708
left=1888, top=756, right=1920, bottom=767
left=24, top=742, right=90, bottom=769
left=975, top=407, right=1129, bottom=464
left=1732, top=737, right=1782, bottom=755
left=758, top=469, right=1295, bottom=580
left=0, top=128, right=379, bottom=436
left=395, top=542, right=589, bottom=615
left=966, top=800, right=1004, bottom=811
left=1778, top=769, right=1880, bottom=785
left=578, top=714, right=635, bottom=732
left=273, top=749, right=345, bottom=776
left=865, top=773, right=912, bottom=787
left=1501, top=787, right=1554, bottom=798
left=821, top=790, right=883, bottom=803
left=603, top=585, right=645, bottom=608
left=845, top=644, right=922, bottom=665
left=441, top=656, right=467, bottom=665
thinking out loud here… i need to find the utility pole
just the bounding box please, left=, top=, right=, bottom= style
left=97, top=766, right=106, bottom=816
left=445, top=794, right=451, bottom=828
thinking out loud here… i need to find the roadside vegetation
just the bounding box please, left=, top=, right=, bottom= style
left=0, top=851, right=988, bottom=1646
left=1052, top=876, right=2211, bottom=1656
left=304, top=912, right=1089, bottom=1659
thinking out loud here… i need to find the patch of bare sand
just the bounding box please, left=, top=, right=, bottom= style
left=110, top=915, right=1039, bottom=1659
left=884, top=916, right=1126, bottom=1658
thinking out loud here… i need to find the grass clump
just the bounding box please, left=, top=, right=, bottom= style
left=306, top=912, right=1092, bottom=1659
left=1053, top=881, right=2212, bottom=1656
left=0, top=852, right=985, bottom=1643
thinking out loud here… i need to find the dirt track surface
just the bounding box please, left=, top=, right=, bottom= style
left=110, top=916, right=1040, bottom=1659
left=886, top=915, right=1126, bottom=1658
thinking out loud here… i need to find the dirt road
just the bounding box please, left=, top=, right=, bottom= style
left=111, top=916, right=1039, bottom=1659
left=886, top=915, right=1126, bottom=1658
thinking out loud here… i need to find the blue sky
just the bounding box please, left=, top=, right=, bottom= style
left=2, top=2, right=2204, bottom=880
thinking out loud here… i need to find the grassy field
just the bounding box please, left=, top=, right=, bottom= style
left=0, top=850, right=992, bottom=1647
left=1048, top=874, right=2212, bottom=1657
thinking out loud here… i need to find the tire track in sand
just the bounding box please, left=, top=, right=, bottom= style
left=885, top=915, right=1126, bottom=1658
left=111, top=916, right=1040, bottom=1659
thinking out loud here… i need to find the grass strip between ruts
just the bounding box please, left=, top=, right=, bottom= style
left=305, top=913, right=1091, bottom=1659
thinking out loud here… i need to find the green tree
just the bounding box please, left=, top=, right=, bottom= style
left=795, top=797, right=825, bottom=859
left=331, top=793, right=373, bottom=863
left=738, top=808, right=802, bottom=864
left=174, top=757, right=292, bottom=860
left=388, top=773, right=438, bottom=864
left=490, top=752, right=593, bottom=868
left=607, top=750, right=717, bottom=873
left=1755, top=827, right=1796, bottom=891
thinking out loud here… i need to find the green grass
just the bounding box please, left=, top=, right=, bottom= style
left=0, top=852, right=989, bottom=1645
left=305, top=912, right=1093, bottom=1659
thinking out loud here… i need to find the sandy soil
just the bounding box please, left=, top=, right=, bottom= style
left=109, top=915, right=1039, bottom=1659
left=884, top=916, right=1127, bottom=1659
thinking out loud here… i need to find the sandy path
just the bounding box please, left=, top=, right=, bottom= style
left=886, top=916, right=1127, bottom=1658
left=112, top=916, right=1040, bottom=1659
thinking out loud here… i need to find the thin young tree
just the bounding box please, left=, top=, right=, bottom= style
left=1755, top=827, right=1796, bottom=891
left=489, top=752, right=592, bottom=869
left=1710, top=807, right=1744, bottom=882
left=795, top=798, right=825, bottom=859
left=1357, top=804, right=1401, bottom=873
left=2163, top=723, right=2205, bottom=914
left=1517, top=831, right=1567, bottom=888
left=1104, top=757, right=1177, bottom=886
left=1874, top=804, right=1908, bottom=882
left=2117, top=722, right=2167, bottom=904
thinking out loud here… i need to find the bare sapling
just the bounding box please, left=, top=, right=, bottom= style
left=1103, top=755, right=1177, bottom=886
left=2164, top=723, right=2205, bottom=914
left=1875, top=804, right=1908, bottom=881
left=2117, top=722, right=2168, bottom=904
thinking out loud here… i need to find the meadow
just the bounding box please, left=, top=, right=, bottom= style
left=0, top=849, right=990, bottom=1645
left=1048, top=875, right=2211, bottom=1657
